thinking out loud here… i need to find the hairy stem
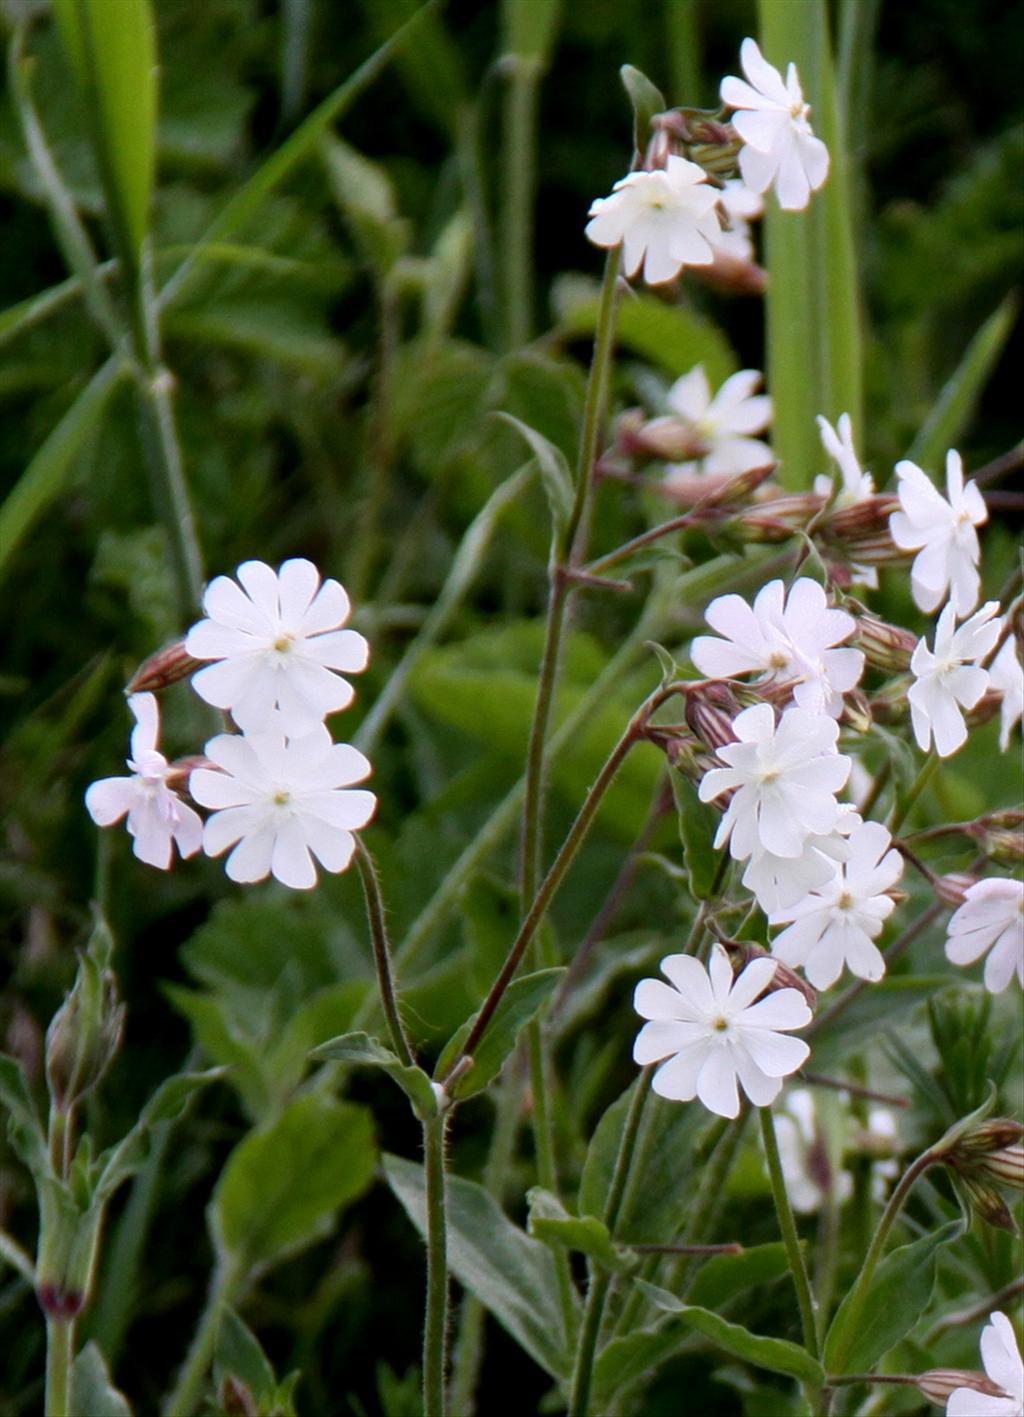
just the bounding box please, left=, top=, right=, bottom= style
left=354, top=838, right=415, bottom=1067
left=422, top=1115, right=449, bottom=1417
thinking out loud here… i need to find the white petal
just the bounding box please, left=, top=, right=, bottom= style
left=236, top=561, right=282, bottom=621
left=303, top=628, right=369, bottom=672
left=225, top=823, right=277, bottom=883
left=86, top=777, right=140, bottom=826
left=201, top=573, right=269, bottom=634
left=740, top=1028, right=811, bottom=1078
left=276, top=559, right=321, bottom=629
left=651, top=1038, right=712, bottom=1101
left=203, top=804, right=265, bottom=856
left=128, top=693, right=160, bottom=758
left=271, top=817, right=318, bottom=889
left=696, top=1048, right=741, bottom=1119
left=634, top=1019, right=699, bottom=1066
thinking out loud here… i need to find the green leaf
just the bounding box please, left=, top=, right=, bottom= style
left=823, top=1220, right=963, bottom=1374
left=557, top=284, right=737, bottom=387
left=492, top=412, right=573, bottom=540
left=321, top=135, right=407, bottom=276
left=0, top=1053, right=46, bottom=1170
left=637, top=1284, right=824, bottom=1384
left=214, top=1307, right=276, bottom=1409
left=906, top=295, right=1018, bottom=468
left=759, top=0, right=861, bottom=486
left=383, top=1153, right=576, bottom=1377
left=70, top=1342, right=132, bottom=1417
left=435, top=967, right=565, bottom=1100
left=95, top=1069, right=224, bottom=1202
left=687, top=1243, right=790, bottom=1310
left=619, top=65, right=665, bottom=152
left=0, top=357, right=125, bottom=583
left=671, top=770, right=721, bottom=901
left=52, top=0, right=157, bottom=264
left=592, top=1326, right=698, bottom=1411
left=526, top=1188, right=632, bottom=1272
left=212, top=1094, right=375, bottom=1273
left=311, top=1032, right=438, bottom=1119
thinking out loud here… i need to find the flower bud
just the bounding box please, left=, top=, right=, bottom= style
left=852, top=613, right=918, bottom=673
left=917, top=1369, right=1008, bottom=1407
left=822, top=494, right=901, bottom=551
left=685, top=682, right=741, bottom=753
left=635, top=415, right=709, bottom=463
left=661, top=462, right=774, bottom=509
left=125, top=638, right=202, bottom=694
left=726, top=493, right=822, bottom=543
left=839, top=689, right=873, bottom=735
left=950, top=1119, right=1024, bottom=1194
left=956, top=1172, right=1018, bottom=1233
left=966, top=810, right=1024, bottom=865
left=935, top=872, right=977, bottom=909
left=45, top=950, right=124, bottom=1114
left=693, top=250, right=768, bottom=297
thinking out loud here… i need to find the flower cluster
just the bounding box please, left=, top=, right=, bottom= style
left=585, top=40, right=829, bottom=287
left=86, top=560, right=375, bottom=890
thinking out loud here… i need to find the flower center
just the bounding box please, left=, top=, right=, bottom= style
left=273, top=633, right=295, bottom=654
left=837, top=890, right=853, bottom=912
left=272, top=788, right=292, bottom=807
left=712, top=1016, right=730, bottom=1033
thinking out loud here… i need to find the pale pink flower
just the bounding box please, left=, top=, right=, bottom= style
left=945, top=879, right=1024, bottom=994
left=661, top=365, right=773, bottom=483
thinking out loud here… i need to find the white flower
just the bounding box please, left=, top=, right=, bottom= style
left=661, top=365, right=773, bottom=484
left=190, top=726, right=376, bottom=890
left=186, top=559, right=369, bottom=735
left=691, top=577, right=864, bottom=718
left=988, top=635, right=1023, bottom=752
left=699, top=704, right=851, bottom=861
left=743, top=808, right=863, bottom=914
left=711, top=179, right=764, bottom=262
left=889, top=451, right=987, bottom=617
left=769, top=820, right=904, bottom=989
left=85, top=693, right=202, bottom=870
left=946, top=1311, right=1024, bottom=1416
left=909, top=601, right=1000, bottom=757
left=945, top=878, right=1024, bottom=994
left=633, top=944, right=812, bottom=1118
left=584, top=155, right=721, bottom=285
left=720, top=39, right=830, bottom=211
left=814, top=414, right=874, bottom=506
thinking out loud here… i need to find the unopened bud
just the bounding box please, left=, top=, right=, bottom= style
left=727, top=493, right=822, bottom=543
left=852, top=613, right=918, bottom=673
left=822, top=494, right=901, bottom=554
left=966, top=810, right=1024, bottom=865
left=839, top=689, right=873, bottom=734
left=950, top=1120, right=1024, bottom=1195
left=694, top=251, right=768, bottom=297
left=956, top=1172, right=1018, bottom=1233
left=686, top=682, right=741, bottom=753
left=635, top=415, right=710, bottom=463
left=126, top=638, right=201, bottom=694
left=167, top=755, right=211, bottom=794
left=661, top=462, right=774, bottom=509
left=965, top=689, right=1003, bottom=732
left=917, top=1369, right=1008, bottom=1407
left=45, top=948, right=124, bottom=1114
left=935, top=872, right=977, bottom=909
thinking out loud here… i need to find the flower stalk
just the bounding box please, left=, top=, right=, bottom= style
left=423, top=1114, right=449, bottom=1417
left=760, top=1106, right=821, bottom=1359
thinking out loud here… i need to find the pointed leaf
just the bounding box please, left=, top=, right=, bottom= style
left=672, top=770, right=721, bottom=901
left=637, top=1283, right=824, bottom=1384
left=619, top=65, right=665, bottom=153
left=435, top=967, right=565, bottom=1100
left=492, top=412, right=573, bottom=539
left=823, top=1219, right=963, bottom=1374
left=311, top=1032, right=438, bottom=1119
left=214, top=1307, right=277, bottom=1408
left=212, top=1094, right=375, bottom=1273
left=687, top=1243, right=790, bottom=1310
left=383, top=1153, right=576, bottom=1378
left=70, top=1342, right=132, bottom=1417
left=527, top=1188, right=632, bottom=1272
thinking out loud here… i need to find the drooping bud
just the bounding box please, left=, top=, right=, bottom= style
left=662, top=461, right=775, bottom=510
left=852, top=612, right=918, bottom=673
left=965, top=809, right=1024, bottom=865
left=821, top=494, right=902, bottom=559
left=917, top=1369, right=1009, bottom=1408
left=955, top=1172, right=1018, bottom=1233
left=935, top=872, right=977, bottom=909
left=839, top=689, right=873, bottom=735
left=942, top=1116, right=1024, bottom=1232
left=45, top=921, right=124, bottom=1115
left=693, top=250, right=768, bottom=297
left=726, top=493, right=823, bottom=543
left=125, top=638, right=201, bottom=694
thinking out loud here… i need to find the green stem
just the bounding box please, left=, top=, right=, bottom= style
left=422, top=1115, right=449, bottom=1417
left=45, top=1315, right=74, bottom=1417
left=502, top=56, right=540, bottom=350
left=889, top=753, right=939, bottom=834
left=520, top=571, right=570, bottom=909
left=568, top=1070, right=654, bottom=1417
left=826, top=1146, right=937, bottom=1373
left=760, top=1107, right=820, bottom=1359
left=566, top=246, right=621, bottom=559
left=163, top=1260, right=240, bottom=1417
left=441, top=687, right=670, bottom=1081
left=353, top=838, right=415, bottom=1067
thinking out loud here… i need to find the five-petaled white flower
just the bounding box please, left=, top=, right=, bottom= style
left=85, top=694, right=202, bottom=870
left=945, top=879, right=1024, bottom=995
left=190, top=726, right=376, bottom=890
left=769, top=820, right=904, bottom=989
left=584, top=155, right=721, bottom=286
left=946, top=1311, right=1024, bottom=1416
left=186, top=558, right=369, bottom=735
left=699, top=704, right=851, bottom=861
left=988, top=634, right=1024, bottom=753
left=711, top=179, right=764, bottom=262
left=720, top=38, right=830, bottom=211
left=889, top=452, right=987, bottom=618
left=660, top=365, right=773, bottom=484
left=692, top=577, right=864, bottom=718
left=633, top=944, right=812, bottom=1118
left=908, top=601, right=1000, bottom=757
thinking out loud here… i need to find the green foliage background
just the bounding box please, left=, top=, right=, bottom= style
left=0, top=1, right=1021, bottom=1413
